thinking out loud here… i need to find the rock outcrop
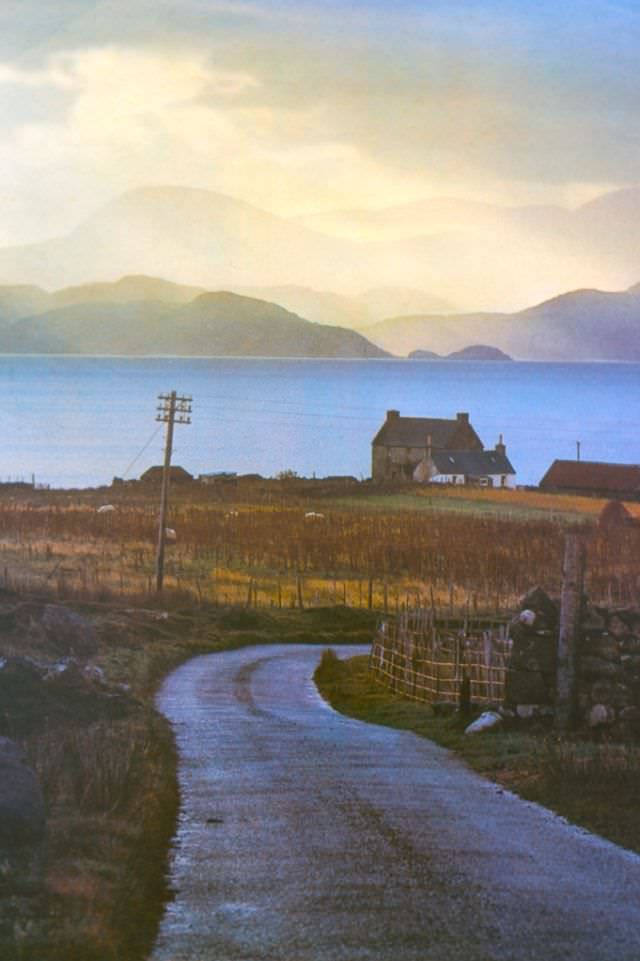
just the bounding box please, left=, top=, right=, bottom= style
left=0, top=737, right=45, bottom=847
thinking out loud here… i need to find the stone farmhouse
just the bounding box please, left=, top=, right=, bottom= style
left=371, top=410, right=516, bottom=487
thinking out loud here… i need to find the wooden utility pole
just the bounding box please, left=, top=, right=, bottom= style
left=555, top=533, right=586, bottom=732
left=155, top=391, right=192, bottom=592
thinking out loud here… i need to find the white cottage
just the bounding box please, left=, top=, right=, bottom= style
left=413, top=437, right=516, bottom=488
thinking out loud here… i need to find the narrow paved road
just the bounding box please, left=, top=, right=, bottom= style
left=152, top=645, right=640, bottom=961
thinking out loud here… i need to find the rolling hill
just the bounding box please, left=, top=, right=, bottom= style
left=0, top=268, right=638, bottom=361
left=231, top=285, right=373, bottom=329
left=13, top=290, right=390, bottom=358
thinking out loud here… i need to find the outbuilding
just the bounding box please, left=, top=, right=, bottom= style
left=139, top=465, right=194, bottom=486
left=539, top=460, right=640, bottom=498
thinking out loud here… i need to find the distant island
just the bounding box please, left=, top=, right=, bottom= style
left=409, top=345, right=513, bottom=361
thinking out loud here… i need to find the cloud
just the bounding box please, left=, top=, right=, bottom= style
left=0, top=45, right=436, bottom=242
left=0, top=60, right=76, bottom=89
left=0, top=1, right=638, bottom=246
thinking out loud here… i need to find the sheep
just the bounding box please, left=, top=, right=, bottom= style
left=97, top=504, right=116, bottom=513
left=164, top=528, right=177, bottom=543
left=304, top=511, right=325, bottom=520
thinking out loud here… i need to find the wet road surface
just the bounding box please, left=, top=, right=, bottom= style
left=152, top=645, right=640, bottom=960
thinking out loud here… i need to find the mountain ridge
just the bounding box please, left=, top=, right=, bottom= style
left=363, top=282, right=640, bottom=360
left=12, top=289, right=390, bottom=358
left=0, top=270, right=638, bottom=361
left=0, top=183, right=638, bottom=312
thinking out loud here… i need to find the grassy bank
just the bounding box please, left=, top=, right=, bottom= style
left=314, top=651, right=640, bottom=855
left=2, top=598, right=375, bottom=961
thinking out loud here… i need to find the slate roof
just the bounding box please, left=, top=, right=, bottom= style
left=540, top=460, right=640, bottom=493
left=431, top=449, right=515, bottom=477
left=373, top=415, right=479, bottom=448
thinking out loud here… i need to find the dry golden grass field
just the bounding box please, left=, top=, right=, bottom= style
left=0, top=477, right=638, bottom=613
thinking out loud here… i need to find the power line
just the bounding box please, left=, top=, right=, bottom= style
left=121, top=424, right=163, bottom=479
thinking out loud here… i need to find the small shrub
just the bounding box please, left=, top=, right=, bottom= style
left=314, top=648, right=345, bottom=685
left=29, top=718, right=154, bottom=815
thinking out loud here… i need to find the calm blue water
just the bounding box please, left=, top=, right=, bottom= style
left=0, top=356, right=638, bottom=488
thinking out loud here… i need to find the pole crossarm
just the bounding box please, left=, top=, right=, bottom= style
left=156, top=394, right=192, bottom=424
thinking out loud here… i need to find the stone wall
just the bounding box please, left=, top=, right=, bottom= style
left=579, top=605, right=640, bottom=730
left=505, top=586, right=640, bottom=732
left=504, top=587, right=558, bottom=718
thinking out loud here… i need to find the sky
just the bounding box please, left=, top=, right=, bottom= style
left=0, top=0, right=638, bottom=244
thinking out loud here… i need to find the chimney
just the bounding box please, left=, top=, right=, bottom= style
left=386, top=409, right=400, bottom=421
left=456, top=412, right=469, bottom=424
left=495, top=434, right=506, bottom=456
left=426, top=434, right=433, bottom=459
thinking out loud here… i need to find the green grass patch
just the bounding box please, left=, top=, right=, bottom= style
left=326, top=492, right=590, bottom=523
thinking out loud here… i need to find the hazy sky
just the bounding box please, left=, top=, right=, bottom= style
left=0, top=0, right=638, bottom=243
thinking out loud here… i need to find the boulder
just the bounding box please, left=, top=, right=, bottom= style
left=590, top=679, right=614, bottom=704
left=619, top=706, right=640, bottom=723
left=621, top=635, right=640, bottom=655
left=515, top=704, right=554, bottom=720
left=518, top=609, right=537, bottom=628
left=579, top=656, right=621, bottom=680
left=621, top=654, right=640, bottom=674
left=584, top=636, right=620, bottom=661
left=505, top=669, right=549, bottom=705
left=581, top=606, right=607, bottom=633
left=0, top=737, right=45, bottom=847
left=611, top=682, right=634, bottom=710
left=588, top=703, right=615, bottom=727
left=41, top=605, right=98, bottom=656
left=608, top=613, right=633, bottom=639
left=518, top=587, right=559, bottom=629
left=464, top=711, right=503, bottom=735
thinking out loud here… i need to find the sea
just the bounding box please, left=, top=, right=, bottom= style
left=0, top=356, right=638, bottom=489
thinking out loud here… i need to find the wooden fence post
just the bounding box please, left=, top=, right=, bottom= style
left=296, top=575, right=304, bottom=610
left=555, top=534, right=586, bottom=732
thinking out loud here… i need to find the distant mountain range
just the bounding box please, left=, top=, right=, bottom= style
left=0, top=279, right=388, bottom=358
left=0, top=271, right=637, bottom=361
left=0, top=183, right=639, bottom=313
left=296, top=187, right=640, bottom=310
left=363, top=284, right=640, bottom=361
left=232, top=285, right=454, bottom=329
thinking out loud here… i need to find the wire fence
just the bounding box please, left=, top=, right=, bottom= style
left=369, top=608, right=512, bottom=707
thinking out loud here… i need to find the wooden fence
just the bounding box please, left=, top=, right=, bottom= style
left=369, top=609, right=512, bottom=707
